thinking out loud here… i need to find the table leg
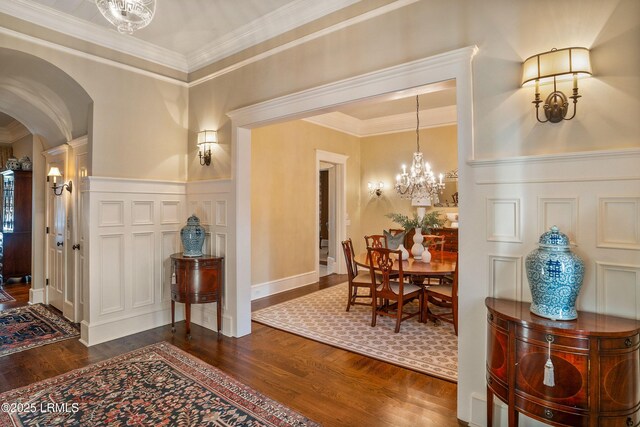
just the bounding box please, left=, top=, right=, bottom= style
left=171, top=300, right=175, bottom=333
left=185, top=301, right=191, bottom=339
left=216, top=294, right=222, bottom=333
left=487, top=386, right=493, bottom=427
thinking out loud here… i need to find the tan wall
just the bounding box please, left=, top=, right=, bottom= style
left=251, top=120, right=361, bottom=285
left=11, top=134, right=33, bottom=160
left=359, top=125, right=458, bottom=248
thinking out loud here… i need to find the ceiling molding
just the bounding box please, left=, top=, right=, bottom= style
left=186, top=0, right=360, bottom=70
left=0, top=119, right=30, bottom=144
left=304, top=105, right=457, bottom=137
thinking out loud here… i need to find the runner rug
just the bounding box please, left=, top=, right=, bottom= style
left=0, top=342, right=319, bottom=427
left=0, top=289, right=15, bottom=304
left=0, top=304, right=79, bottom=357
left=252, top=282, right=457, bottom=382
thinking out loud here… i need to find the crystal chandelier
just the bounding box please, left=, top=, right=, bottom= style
left=394, top=95, right=445, bottom=201
left=96, top=0, right=157, bottom=34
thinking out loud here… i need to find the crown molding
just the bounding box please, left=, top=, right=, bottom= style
left=0, top=119, right=30, bottom=144
left=186, top=0, right=359, bottom=71
left=0, top=0, right=189, bottom=72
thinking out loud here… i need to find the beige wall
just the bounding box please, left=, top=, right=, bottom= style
left=251, top=120, right=361, bottom=285
left=11, top=134, right=33, bottom=159
left=359, top=125, right=458, bottom=247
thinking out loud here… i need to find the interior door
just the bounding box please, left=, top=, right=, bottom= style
left=47, top=169, right=65, bottom=311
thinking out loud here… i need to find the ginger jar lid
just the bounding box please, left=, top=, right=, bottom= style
left=538, top=225, right=570, bottom=250
left=186, top=214, right=201, bottom=225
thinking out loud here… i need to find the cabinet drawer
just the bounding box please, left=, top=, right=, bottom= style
left=515, top=395, right=588, bottom=427
left=487, top=311, right=509, bottom=332
left=518, top=326, right=589, bottom=350
left=600, top=334, right=639, bottom=351
left=191, top=292, right=219, bottom=303
left=599, top=410, right=639, bottom=427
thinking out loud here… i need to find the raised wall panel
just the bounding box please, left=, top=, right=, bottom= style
left=216, top=200, right=227, bottom=226
left=161, top=231, right=179, bottom=301
left=132, top=201, right=154, bottom=225
left=99, top=234, right=125, bottom=315
left=215, top=232, right=227, bottom=258
left=538, top=197, right=578, bottom=245
left=486, top=198, right=521, bottom=242
left=488, top=255, right=523, bottom=301
left=189, top=201, right=213, bottom=225
left=99, top=201, right=124, bottom=227
left=132, top=232, right=155, bottom=308
left=598, top=197, right=640, bottom=249
left=161, top=201, right=181, bottom=225
left=596, top=262, right=640, bottom=319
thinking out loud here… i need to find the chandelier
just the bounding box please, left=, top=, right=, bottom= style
left=96, top=0, right=156, bottom=34
left=394, top=95, right=445, bottom=201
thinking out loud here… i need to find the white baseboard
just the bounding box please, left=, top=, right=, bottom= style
left=29, top=287, right=45, bottom=305
left=471, top=392, right=516, bottom=427
left=251, top=271, right=318, bottom=300
left=189, top=303, right=234, bottom=336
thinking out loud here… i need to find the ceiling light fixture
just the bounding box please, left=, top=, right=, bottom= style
left=522, top=47, right=592, bottom=123
left=96, top=0, right=157, bottom=34
left=394, top=95, right=444, bottom=201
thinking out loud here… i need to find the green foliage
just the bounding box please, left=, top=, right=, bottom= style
left=386, top=210, right=445, bottom=232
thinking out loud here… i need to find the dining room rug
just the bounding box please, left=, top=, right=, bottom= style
left=252, top=282, right=457, bottom=382
left=0, top=342, right=319, bottom=427
left=0, top=289, right=15, bottom=303
left=0, top=304, right=79, bottom=357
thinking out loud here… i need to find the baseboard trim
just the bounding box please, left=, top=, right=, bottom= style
left=29, top=287, right=45, bottom=305
left=251, top=271, right=318, bottom=301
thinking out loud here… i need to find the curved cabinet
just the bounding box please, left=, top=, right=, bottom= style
left=486, top=297, right=640, bottom=427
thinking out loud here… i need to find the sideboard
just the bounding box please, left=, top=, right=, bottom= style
left=485, top=297, right=640, bottom=426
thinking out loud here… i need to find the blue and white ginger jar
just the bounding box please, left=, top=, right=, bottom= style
left=526, top=226, right=584, bottom=320
left=180, top=215, right=205, bottom=257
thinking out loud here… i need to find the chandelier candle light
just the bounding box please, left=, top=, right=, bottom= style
left=394, top=95, right=445, bottom=202
left=96, top=0, right=156, bottom=34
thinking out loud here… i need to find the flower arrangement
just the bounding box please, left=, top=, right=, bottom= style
left=386, top=211, right=445, bottom=233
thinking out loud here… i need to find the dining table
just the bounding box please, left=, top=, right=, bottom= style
left=354, top=250, right=456, bottom=279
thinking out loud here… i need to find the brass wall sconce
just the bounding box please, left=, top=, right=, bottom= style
left=197, top=130, right=218, bottom=166
left=368, top=181, right=384, bottom=197
left=47, top=166, right=72, bottom=196
left=522, top=47, right=592, bottom=123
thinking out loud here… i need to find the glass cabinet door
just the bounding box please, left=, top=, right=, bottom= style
left=2, top=172, right=14, bottom=233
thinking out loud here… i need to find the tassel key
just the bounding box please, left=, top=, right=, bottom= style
left=543, top=334, right=555, bottom=387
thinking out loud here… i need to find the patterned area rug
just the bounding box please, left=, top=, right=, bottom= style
left=0, top=342, right=319, bottom=427
left=253, top=282, right=458, bottom=382
left=0, top=304, right=79, bottom=357
left=0, top=289, right=15, bottom=303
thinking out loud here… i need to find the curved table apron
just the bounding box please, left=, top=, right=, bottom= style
left=354, top=251, right=456, bottom=277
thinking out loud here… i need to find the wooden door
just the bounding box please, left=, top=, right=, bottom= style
left=47, top=171, right=66, bottom=311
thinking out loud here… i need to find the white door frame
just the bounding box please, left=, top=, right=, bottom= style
left=315, top=150, right=348, bottom=278
left=227, top=46, right=477, bottom=344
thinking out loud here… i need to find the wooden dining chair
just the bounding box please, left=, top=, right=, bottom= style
left=422, top=234, right=446, bottom=284
left=342, top=239, right=375, bottom=311
left=364, top=234, right=387, bottom=249
left=367, top=247, right=423, bottom=333
left=424, top=254, right=458, bottom=335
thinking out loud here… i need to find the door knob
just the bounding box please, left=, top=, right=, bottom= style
left=56, top=242, right=63, bottom=247
left=72, top=244, right=81, bottom=250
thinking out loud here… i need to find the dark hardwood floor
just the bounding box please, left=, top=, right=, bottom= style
left=0, top=276, right=461, bottom=426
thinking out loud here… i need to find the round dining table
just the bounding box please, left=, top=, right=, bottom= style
left=354, top=250, right=456, bottom=277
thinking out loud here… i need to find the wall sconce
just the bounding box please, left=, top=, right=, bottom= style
left=197, top=130, right=217, bottom=166
left=522, top=47, right=592, bottom=123
left=368, top=181, right=384, bottom=197
left=47, top=166, right=72, bottom=196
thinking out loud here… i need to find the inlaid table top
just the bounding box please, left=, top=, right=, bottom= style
left=354, top=250, right=456, bottom=276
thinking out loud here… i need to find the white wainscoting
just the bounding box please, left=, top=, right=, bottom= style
left=81, top=177, right=186, bottom=346
left=185, top=179, right=233, bottom=335
left=464, top=148, right=640, bottom=427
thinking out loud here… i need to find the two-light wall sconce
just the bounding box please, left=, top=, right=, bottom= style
left=47, top=166, right=72, bottom=196
left=368, top=181, right=384, bottom=197
left=197, top=130, right=218, bottom=166
left=522, top=47, right=592, bottom=123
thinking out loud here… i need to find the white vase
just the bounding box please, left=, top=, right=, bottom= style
left=397, top=244, right=409, bottom=260
left=421, top=249, right=432, bottom=263
left=411, top=227, right=424, bottom=259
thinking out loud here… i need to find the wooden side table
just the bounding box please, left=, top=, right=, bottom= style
left=170, top=253, right=224, bottom=338
left=485, top=297, right=640, bottom=427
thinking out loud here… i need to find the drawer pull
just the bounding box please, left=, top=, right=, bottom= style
left=543, top=409, right=554, bottom=419
left=488, top=313, right=494, bottom=322
left=546, top=334, right=554, bottom=343
left=625, top=338, right=633, bottom=348
left=627, top=417, right=633, bottom=426
left=487, top=377, right=493, bottom=385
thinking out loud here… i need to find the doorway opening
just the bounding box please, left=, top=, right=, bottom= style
left=318, top=164, right=335, bottom=277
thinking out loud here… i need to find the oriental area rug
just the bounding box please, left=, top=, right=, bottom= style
left=0, top=342, right=319, bottom=427
left=252, top=282, right=458, bottom=382
left=0, top=304, right=79, bottom=357
left=0, top=289, right=15, bottom=303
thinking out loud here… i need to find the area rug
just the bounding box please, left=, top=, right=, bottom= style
left=0, top=304, right=79, bottom=357
left=0, top=342, right=319, bottom=427
left=0, top=289, right=15, bottom=303
left=252, top=282, right=457, bottom=382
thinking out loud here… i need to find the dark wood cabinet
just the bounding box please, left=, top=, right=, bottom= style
left=170, top=253, right=224, bottom=338
left=486, top=297, right=640, bottom=426
left=1, top=170, right=32, bottom=283
left=432, top=227, right=458, bottom=252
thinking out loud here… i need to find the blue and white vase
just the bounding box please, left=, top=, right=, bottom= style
left=180, top=215, right=205, bottom=257
left=525, top=226, right=584, bottom=320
